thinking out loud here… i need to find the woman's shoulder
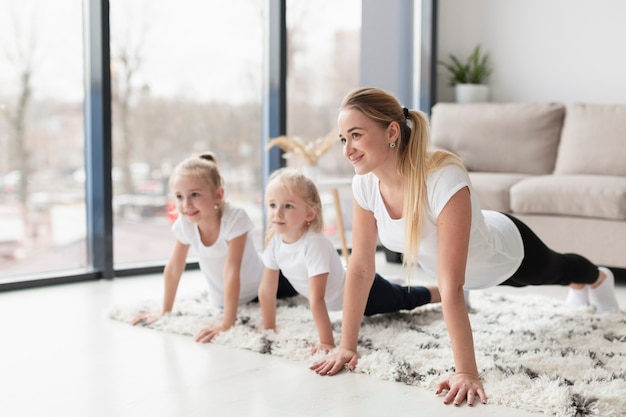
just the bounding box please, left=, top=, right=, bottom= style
left=352, top=172, right=379, bottom=203
left=352, top=172, right=376, bottom=187
left=428, top=163, right=469, bottom=184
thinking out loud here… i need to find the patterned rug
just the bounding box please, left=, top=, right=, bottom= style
left=108, top=291, right=626, bottom=417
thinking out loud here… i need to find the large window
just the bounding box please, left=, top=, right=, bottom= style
left=0, top=0, right=86, bottom=280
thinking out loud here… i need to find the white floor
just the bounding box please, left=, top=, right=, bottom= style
left=1, top=252, right=623, bottom=417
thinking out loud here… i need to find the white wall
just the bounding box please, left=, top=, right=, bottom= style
left=437, top=0, right=626, bottom=104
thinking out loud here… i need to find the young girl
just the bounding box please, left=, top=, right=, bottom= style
left=131, top=152, right=296, bottom=343
left=258, top=168, right=440, bottom=354
left=310, top=87, right=620, bottom=406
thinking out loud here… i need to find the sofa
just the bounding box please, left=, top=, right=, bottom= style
left=429, top=102, right=626, bottom=273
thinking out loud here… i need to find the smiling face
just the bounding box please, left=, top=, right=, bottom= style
left=337, top=108, right=400, bottom=176
left=171, top=173, right=223, bottom=225
left=265, top=180, right=316, bottom=244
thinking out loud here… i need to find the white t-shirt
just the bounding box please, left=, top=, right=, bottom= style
left=352, top=164, right=524, bottom=289
left=262, top=231, right=345, bottom=311
left=171, top=202, right=263, bottom=307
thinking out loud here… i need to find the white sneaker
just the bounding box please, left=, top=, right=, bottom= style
left=589, top=267, right=620, bottom=314
left=564, top=285, right=590, bottom=309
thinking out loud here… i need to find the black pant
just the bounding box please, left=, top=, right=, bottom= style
left=500, top=213, right=599, bottom=287
left=276, top=271, right=299, bottom=298
left=363, top=274, right=431, bottom=316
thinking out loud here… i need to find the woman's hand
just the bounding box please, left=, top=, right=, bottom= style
left=435, top=372, right=487, bottom=406
left=309, top=347, right=359, bottom=376
left=310, top=343, right=335, bottom=355
left=131, top=312, right=165, bottom=326
left=194, top=324, right=229, bottom=343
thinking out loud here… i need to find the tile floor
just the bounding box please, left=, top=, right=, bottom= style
left=0, top=252, right=623, bottom=417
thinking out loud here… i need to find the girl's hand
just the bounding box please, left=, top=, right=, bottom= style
left=311, top=343, right=335, bottom=355
left=435, top=372, right=487, bottom=406
left=194, top=324, right=229, bottom=343
left=131, top=312, right=165, bottom=326
left=309, top=347, right=358, bottom=376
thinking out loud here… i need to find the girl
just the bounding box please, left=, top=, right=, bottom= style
left=310, top=87, right=620, bottom=406
left=131, top=152, right=296, bottom=343
left=258, top=168, right=440, bottom=354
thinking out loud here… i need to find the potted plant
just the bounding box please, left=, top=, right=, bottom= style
left=438, top=45, right=493, bottom=103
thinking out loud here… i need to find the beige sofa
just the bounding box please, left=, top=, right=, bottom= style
left=430, top=102, right=626, bottom=272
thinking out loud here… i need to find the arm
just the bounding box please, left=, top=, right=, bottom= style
left=195, top=232, right=247, bottom=343
left=131, top=239, right=189, bottom=325
left=258, top=267, right=280, bottom=330
left=308, top=273, right=335, bottom=353
left=433, top=187, right=487, bottom=406
left=310, top=198, right=378, bottom=375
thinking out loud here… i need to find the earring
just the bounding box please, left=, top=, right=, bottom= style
left=214, top=204, right=219, bottom=209
left=390, top=142, right=396, bottom=148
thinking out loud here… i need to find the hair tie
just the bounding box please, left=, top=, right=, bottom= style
left=403, top=107, right=410, bottom=120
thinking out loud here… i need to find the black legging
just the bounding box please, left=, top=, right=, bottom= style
left=363, top=274, right=431, bottom=316
left=500, top=213, right=599, bottom=287
left=277, top=271, right=431, bottom=315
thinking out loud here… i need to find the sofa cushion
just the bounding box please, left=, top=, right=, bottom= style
left=430, top=102, right=565, bottom=175
left=555, top=103, right=626, bottom=176
left=510, top=175, right=626, bottom=220
left=468, top=172, right=530, bottom=213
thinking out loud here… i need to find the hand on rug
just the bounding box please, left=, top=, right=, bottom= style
left=309, top=346, right=358, bottom=376
left=436, top=372, right=487, bottom=407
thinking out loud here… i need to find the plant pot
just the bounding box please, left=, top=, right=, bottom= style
left=302, top=165, right=320, bottom=182
left=455, top=84, right=489, bottom=103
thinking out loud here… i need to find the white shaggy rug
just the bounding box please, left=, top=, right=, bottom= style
left=109, top=291, right=626, bottom=417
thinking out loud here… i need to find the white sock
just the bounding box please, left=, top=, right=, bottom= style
left=589, top=267, right=620, bottom=314
left=564, top=286, right=589, bottom=309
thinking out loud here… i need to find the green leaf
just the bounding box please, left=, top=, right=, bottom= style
left=438, top=44, right=492, bottom=86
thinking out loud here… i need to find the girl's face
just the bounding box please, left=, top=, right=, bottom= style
left=337, top=108, right=399, bottom=175
left=266, top=181, right=315, bottom=244
left=171, top=173, right=223, bottom=225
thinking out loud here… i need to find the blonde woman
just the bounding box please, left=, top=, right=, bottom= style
left=310, top=87, right=619, bottom=406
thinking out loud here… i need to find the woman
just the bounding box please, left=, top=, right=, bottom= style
left=310, top=87, right=619, bottom=406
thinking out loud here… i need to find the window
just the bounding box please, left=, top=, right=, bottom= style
left=0, top=0, right=86, bottom=280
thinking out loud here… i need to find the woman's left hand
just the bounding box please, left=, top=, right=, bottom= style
left=435, top=372, right=488, bottom=406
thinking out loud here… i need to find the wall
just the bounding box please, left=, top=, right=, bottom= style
left=437, top=0, right=626, bottom=104
left=361, top=0, right=415, bottom=106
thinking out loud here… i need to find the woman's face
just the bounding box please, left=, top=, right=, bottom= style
left=337, top=108, right=398, bottom=176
